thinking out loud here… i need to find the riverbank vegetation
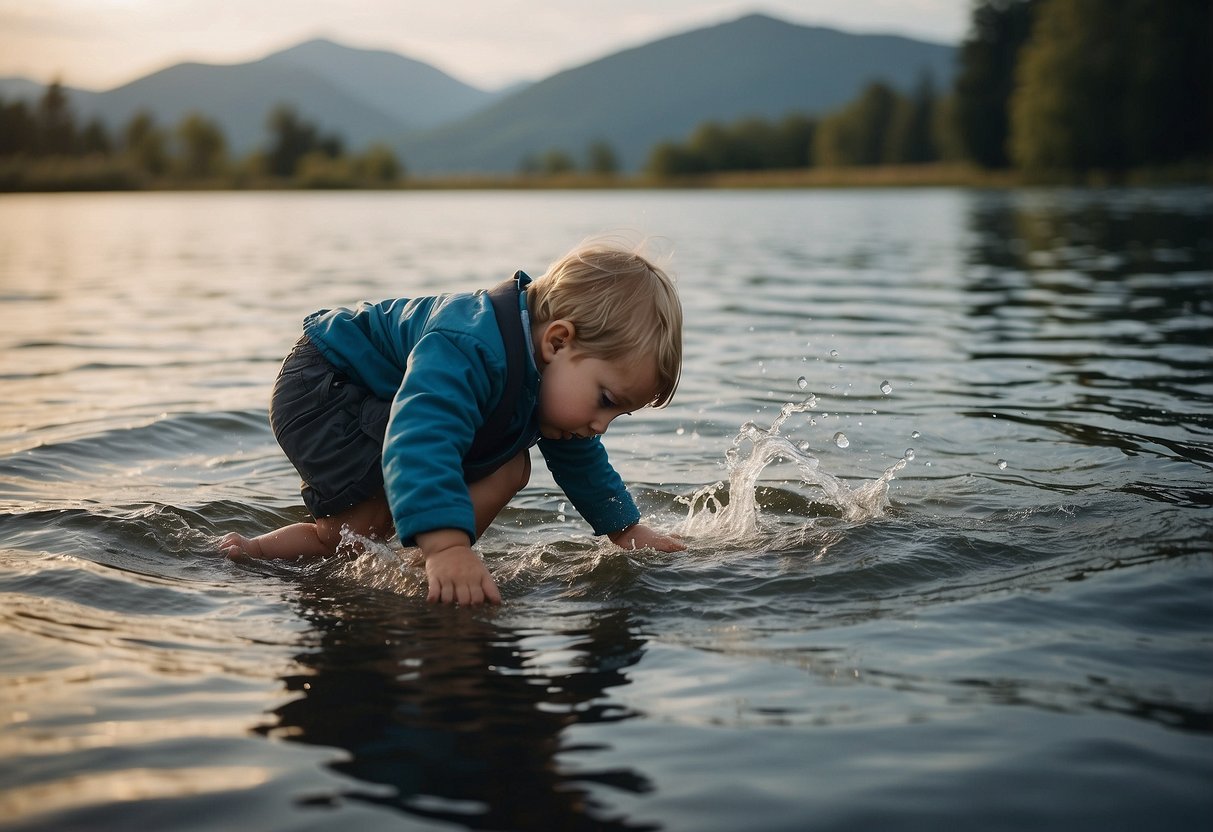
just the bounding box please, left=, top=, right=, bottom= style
left=1, top=0, right=1208, bottom=192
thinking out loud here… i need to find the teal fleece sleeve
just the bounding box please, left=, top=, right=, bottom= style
left=538, top=436, right=640, bottom=535
left=381, top=330, right=501, bottom=547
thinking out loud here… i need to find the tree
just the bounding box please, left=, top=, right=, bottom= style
left=36, top=81, right=77, bottom=156
left=931, top=94, right=967, bottom=162
left=539, top=148, right=575, bottom=175
left=79, top=119, right=113, bottom=156
left=771, top=114, right=816, bottom=169
left=265, top=105, right=342, bottom=178
left=354, top=143, right=404, bottom=184
left=1121, top=0, right=1211, bottom=166
left=586, top=140, right=618, bottom=175
left=123, top=111, right=168, bottom=176
left=646, top=142, right=708, bottom=177
left=885, top=72, right=938, bottom=164
left=721, top=118, right=776, bottom=170
left=954, top=0, right=1039, bottom=168
left=645, top=113, right=816, bottom=175
left=176, top=113, right=227, bottom=178
left=1011, top=0, right=1212, bottom=171
left=0, top=98, right=36, bottom=156
left=814, top=82, right=900, bottom=166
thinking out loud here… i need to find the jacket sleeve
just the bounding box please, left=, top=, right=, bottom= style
left=381, top=330, right=500, bottom=547
left=537, top=436, right=641, bottom=536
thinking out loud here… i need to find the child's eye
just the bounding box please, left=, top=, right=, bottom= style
left=600, top=391, right=616, bottom=408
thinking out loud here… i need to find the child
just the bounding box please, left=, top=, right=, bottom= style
left=220, top=240, right=685, bottom=605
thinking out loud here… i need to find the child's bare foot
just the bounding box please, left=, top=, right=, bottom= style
left=218, top=532, right=263, bottom=560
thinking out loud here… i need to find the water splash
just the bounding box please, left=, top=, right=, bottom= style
left=328, top=396, right=915, bottom=593
left=676, top=396, right=910, bottom=550
left=330, top=527, right=424, bottom=595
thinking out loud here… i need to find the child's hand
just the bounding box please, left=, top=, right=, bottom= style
left=418, top=530, right=501, bottom=605
left=609, top=523, right=686, bottom=552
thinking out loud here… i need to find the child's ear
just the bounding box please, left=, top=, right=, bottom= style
left=540, top=320, right=576, bottom=362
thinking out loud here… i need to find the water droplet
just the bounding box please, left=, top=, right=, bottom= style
left=797, top=376, right=808, bottom=390
left=798, top=441, right=811, bottom=452
left=997, top=459, right=1008, bottom=470
left=675, top=426, right=685, bottom=436
left=880, top=380, right=893, bottom=395
left=911, top=430, right=921, bottom=439
left=904, top=448, right=916, bottom=461
left=833, top=432, right=850, bottom=449
left=829, top=349, right=839, bottom=359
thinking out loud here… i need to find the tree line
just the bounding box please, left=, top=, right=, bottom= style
left=647, top=0, right=1210, bottom=178
left=2, top=0, right=1207, bottom=188
left=0, top=87, right=404, bottom=189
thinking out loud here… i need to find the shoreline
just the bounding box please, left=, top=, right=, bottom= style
left=1, top=161, right=1209, bottom=194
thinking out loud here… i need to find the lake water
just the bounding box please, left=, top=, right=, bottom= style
left=0, top=188, right=1210, bottom=830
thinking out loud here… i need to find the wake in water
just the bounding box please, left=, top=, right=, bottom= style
left=676, top=395, right=910, bottom=551
left=328, top=395, right=912, bottom=595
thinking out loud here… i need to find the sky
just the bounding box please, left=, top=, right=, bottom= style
left=0, top=1, right=969, bottom=92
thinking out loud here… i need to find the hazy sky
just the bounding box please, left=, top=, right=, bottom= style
left=1, top=1, right=969, bottom=92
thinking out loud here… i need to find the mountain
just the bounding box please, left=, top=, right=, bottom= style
left=260, top=39, right=501, bottom=130
left=3, top=38, right=499, bottom=155
left=3, top=14, right=955, bottom=170
left=398, top=14, right=957, bottom=173
left=79, top=60, right=412, bottom=153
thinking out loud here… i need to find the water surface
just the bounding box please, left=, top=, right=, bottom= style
left=1, top=189, right=1210, bottom=830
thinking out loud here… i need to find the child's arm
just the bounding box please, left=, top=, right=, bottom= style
left=609, top=523, right=685, bottom=552
left=417, top=528, right=501, bottom=605
left=539, top=438, right=684, bottom=552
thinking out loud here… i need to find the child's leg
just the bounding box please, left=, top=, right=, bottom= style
left=469, top=450, right=531, bottom=537
left=221, top=491, right=394, bottom=560
left=219, top=526, right=326, bottom=560
left=221, top=450, right=528, bottom=560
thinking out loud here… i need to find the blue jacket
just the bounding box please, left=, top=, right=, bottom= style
left=302, top=275, right=641, bottom=546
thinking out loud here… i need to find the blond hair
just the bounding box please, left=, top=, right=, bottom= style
left=528, top=241, right=682, bottom=407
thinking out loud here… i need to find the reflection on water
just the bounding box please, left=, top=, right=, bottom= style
left=260, top=574, right=655, bottom=830
left=0, top=189, right=1210, bottom=830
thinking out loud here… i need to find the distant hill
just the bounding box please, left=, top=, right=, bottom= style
left=1, top=14, right=954, bottom=170
left=260, top=39, right=502, bottom=130
left=399, top=14, right=957, bottom=173
left=1, top=38, right=500, bottom=155
left=82, top=60, right=412, bottom=153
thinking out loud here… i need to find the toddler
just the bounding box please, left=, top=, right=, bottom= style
left=220, top=241, right=685, bottom=605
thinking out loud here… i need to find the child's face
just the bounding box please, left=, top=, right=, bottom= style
left=537, top=345, right=658, bottom=441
